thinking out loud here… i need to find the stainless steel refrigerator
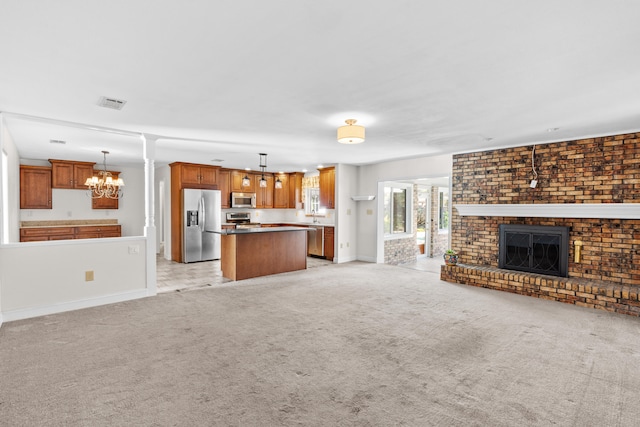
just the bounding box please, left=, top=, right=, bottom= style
left=183, top=189, right=221, bottom=263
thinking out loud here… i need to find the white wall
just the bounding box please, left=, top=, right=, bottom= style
left=0, top=117, right=149, bottom=325
left=335, top=164, right=358, bottom=263
left=0, top=237, right=148, bottom=321
left=155, top=164, right=171, bottom=258
left=19, top=162, right=145, bottom=237
left=353, top=154, right=453, bottom=263
left=1, top=122, right=21, bottom=243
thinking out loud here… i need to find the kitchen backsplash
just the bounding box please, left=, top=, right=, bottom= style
left=222, top=208, right=334, bottom=225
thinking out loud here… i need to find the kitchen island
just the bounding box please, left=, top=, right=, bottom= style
left=212, top=227, right=308, bottom=281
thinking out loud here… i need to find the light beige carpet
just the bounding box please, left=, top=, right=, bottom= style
left=1, top=262, right=640, bottom=426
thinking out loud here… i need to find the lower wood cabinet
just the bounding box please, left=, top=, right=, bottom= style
left=323, top=226, right=334, bottom=261
left=20, top=225, right=121, bottom=242
left=74, top=225, right=122, bottom=239
left=20, top=227, right=75, bottom=242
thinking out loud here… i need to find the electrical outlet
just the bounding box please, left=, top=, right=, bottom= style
left=85, top=271, right=94, bottom=281
left=367, top=209, right=373, bottom=215
left=128, top=245, right=140, bottom=254
left=347, top=208, right=351, bottom=215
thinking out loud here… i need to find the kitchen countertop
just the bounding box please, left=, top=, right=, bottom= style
left=210, top=226, right=309, bottom=235
left=20, top=219, right=120, bottom=228
left=261, top=222, right=335, bottom=227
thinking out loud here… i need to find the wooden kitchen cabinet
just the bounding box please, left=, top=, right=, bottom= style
left=49, top=160, right=95, bottom=189
left=74, top=225, right=121, bottom=239
left=20, top=227, right=75, bottom=242
left=20, top=165, right=52, bottom=209
left=323, top=226, right=334, bottom=261
left=273, top=173, right=289, bottom=208
left=19, top=224, right=120, bottom=242
left=179, top=163, right=218, bottom=187
left=255, top=174, right=274, bottom=208
left=218, top=169, right=231, bottom=208
left=91, top=171, right=120, bottom=210
left=319, top=166, right=335, bottom=209
left=288, top=172, right=304, bottom=209
left=231, top=170, right=255, bottom=192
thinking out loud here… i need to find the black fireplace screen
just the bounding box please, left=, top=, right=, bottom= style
left=498, top=225, right=569, bottom=277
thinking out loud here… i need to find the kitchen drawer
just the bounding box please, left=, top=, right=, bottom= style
left=20, top=227, right=75, bottom=237
left=75, top=225, right=121, bottom=239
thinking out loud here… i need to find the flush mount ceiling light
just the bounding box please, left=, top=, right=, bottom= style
left=337, top=119, right=365, bottom=144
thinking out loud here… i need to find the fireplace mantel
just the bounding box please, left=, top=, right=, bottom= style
left=454, top=203, right=640, bottom=219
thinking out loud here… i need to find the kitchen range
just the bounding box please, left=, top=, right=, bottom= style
left=225, top=212, right=261, bottom=229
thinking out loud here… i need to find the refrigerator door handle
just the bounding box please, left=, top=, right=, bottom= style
left=199, top=197, right=205, bottom=233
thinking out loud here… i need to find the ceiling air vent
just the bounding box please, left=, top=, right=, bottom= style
left=49, top=139, right=67, bottom=145
left=98, top=96, right=127, bottom=110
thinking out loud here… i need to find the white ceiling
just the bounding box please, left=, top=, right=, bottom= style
left=1, top=1, right=639, bottom=173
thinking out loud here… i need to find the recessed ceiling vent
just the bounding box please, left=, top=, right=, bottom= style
left=49, top=139, right=66, bottom=145
left=98, top=96, right=127, bottom=110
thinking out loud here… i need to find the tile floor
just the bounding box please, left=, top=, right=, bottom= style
left=156, top=255, right=334, bottom=293
left=400, top=256, right=445, bottom=274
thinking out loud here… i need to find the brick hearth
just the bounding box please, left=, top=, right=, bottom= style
left=441, top=264, right=640, bottom=316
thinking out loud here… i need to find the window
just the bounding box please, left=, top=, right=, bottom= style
left=438, top=187, right=449, bottom=232
left=305, top=187, right=321, bottom=215
left=383, top=183, right=412, bottom=236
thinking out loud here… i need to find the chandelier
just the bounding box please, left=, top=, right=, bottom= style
left=84, top=150, right=124, bottom=199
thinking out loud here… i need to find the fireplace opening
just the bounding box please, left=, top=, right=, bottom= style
left=498, top=224, right=569, bottom=277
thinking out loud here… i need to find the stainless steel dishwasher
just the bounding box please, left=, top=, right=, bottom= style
left=307, top=226, right=324, bottom=257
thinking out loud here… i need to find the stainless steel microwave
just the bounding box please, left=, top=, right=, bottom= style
left=231, top=192, right=256, bottom=208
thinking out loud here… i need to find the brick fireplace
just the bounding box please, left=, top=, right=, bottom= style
left=440, top=132, right=640, bottom=316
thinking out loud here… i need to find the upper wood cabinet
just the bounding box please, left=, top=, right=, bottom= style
left=218, top=169, right=231, bottom=208
left=273, top=173, right=289, bottom=208
left=91, top=171, right=120, bottom=210
left=319, top=166, right=335, bottom=209
left=49, top=160, right=95, bottom=189
left=179, top=163, right=218, bottom=187
left=255, top=174, right=274, bottom=208
left=20, top=165, right=52, bottom=209
left=231, top=170, right=255, bottom=192
left=288, top=172, right=304, bottom=209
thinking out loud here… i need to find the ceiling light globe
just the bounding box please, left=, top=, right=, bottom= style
left=337, top=119, right=365, bottom=144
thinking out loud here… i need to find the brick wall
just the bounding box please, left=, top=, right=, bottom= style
left=449, top=132, right=640, bottom=287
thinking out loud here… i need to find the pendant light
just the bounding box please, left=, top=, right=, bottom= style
left=258, top=153, right=268, bottom=188
left=337, top=119, right=365, bottom=144
left=242, top=173, right=251, bottom=187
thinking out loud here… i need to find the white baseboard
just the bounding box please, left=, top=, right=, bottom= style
left=1, top=289, right=150, bottom=323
